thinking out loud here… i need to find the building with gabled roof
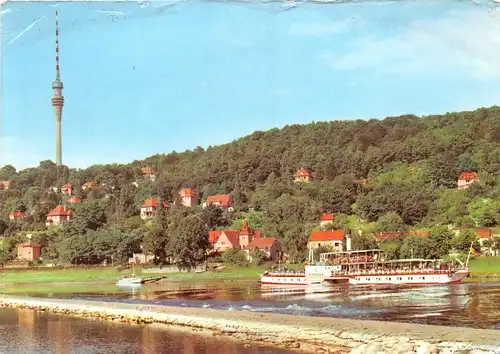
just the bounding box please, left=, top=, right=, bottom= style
left=294, top=168, right=313, bottom=183
left=140, top=197, right=168, bottom=219
left=203, top=194, right=233, bottom=211
left=141, top=167, right=156, bottom=182
left=82, top=181, right=98, bottom=191
left=457, top=171, right=478, bottom=189
left=67, top=196, right=82, bottom=204
left=179, top=188, right=199, bottom=207
left=46, top=205, right=72, bottom=226
left=0, top=181, right=11, bottom=190
left=308, top=230, right=345, bottom=252
left=9, top=211, right=25, bottom=221
left=17, top=241, right=42, bottom=262
left=319, top=213, right=334, bottom=228
left=61, top=183, right=72, bottom=195
left=245, top=236, right=282, bottom=261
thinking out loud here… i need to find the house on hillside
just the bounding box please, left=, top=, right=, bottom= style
left=179, top=188, right=199, bottom=207
left=319, top=213, right=334, bottom=228
left=61, top=184, right=73, bottom=195
left=203, top=194, right=233, bottom=212
left=140, top=197, right=168, bottom=219
left=0, top=181, right=11, bottom=190
left=209, top=220, right=267, bottom=253
left=141, top=167, right=156, bottom=182
left=452, top=227, right=497, bottom=253
left=9, top=211, right=25, bottom=221
left=67, top=196, right=82, bottom=204
left=82, top=181, right=98, bottom=191
left=46, top=205, right=73, bottom=226
left=457, top=171, right=478, bottom=189
left=244, top=237, right=282, bottom=261
left=17, top=241, right=41, bottom=262
left=307, top=230, right=345, bottom=252
left=294, top=168, right=313, bottom=183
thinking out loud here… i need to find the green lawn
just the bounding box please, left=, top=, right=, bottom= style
left=468, top=256, right=500, bottom=277
left=0, top=267, right=120, bottom=284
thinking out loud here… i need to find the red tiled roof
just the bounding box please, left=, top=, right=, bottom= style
left=83, top=181, right=97, bottom=188
left=19, top=241, right=41, bottom=248
left=320, top=213, right=334, bottom=221
left=141, top=197, right=168, bottom=209
left=240, top=219, right=252, bottom=235
left=209, top=230, right=223, bottom=244
left=309, top=230, right=345, bottom=242
left=254, top=231, right=262, bottom=239
left=47, top=205, right=72, bottom=217
left=206, top=194, right=232, bottom=208
left=68, top=196, right=81, bottom=203
left=180, top=188, right=197, bottom=197
left=475, top=228, right=492, bottom=238
left=458, top=171, right=477, bottom=181
left=10, top=211, right=23, bottom=218
left=0, top=181, right=11, bottom=189
left=141, top=167, right=154, bottom=175
left=295, top=168, right=312, bottom=177
left=62, top=184, right=72, bottom=188
left=220, top=230, right=240, bottom=246
left=248, top=237, right=277, bottom=249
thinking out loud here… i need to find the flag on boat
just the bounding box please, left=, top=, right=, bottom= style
left=470, top=247, right=480, bottom=255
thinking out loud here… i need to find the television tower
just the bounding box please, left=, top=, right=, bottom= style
left=51, top=10, right=64, bottom=166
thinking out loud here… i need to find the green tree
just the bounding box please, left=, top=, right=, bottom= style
left=451, top=229, right=479, bottom=253
left=376, top=212, right=407, bottom=232
left=169, top=215, right=209, bottom=270
left=427, top=226, right=454, bottom=258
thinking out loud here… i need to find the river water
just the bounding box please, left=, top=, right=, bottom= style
left=2, top=280, right=500, bottom=330
left=0, top=306, right=293, bottom=354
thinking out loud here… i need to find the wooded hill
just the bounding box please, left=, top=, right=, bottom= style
left=1, top=105, right=500, bottom=265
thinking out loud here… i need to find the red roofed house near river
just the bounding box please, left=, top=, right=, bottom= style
left=46, top=205, right=73, bottom=226
left=140, top=197, right=168, bottom=219
left=308, top=230, right=345, bottom=252
left=457, top=171, right=478, bottom=189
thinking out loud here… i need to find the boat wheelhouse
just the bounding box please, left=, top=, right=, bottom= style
left=319, top=249, right=470, bottom=285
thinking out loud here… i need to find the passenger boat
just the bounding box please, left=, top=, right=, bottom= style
left=259, top=270, right=324, bottom=285
left=318, top=249, right=470, bottom=286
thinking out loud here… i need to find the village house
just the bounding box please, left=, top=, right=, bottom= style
left=141, top=167, right=156, bottom=182
left=0, top=181, right=11, bottom=190
left=307, top=230, right=345, bottom=252
left=46, top=205, right=73, bottom=226
left=319, top=213, right=334, bottom=228
left=452, top=227, right=498, bottom=253
left=82, top=181, right=98, bottom=191
left=202, top=194, right=234, bottom=212
left=210, top=220, right=261, bottom=252
left=9, top=211, right=25, bottom=221
left=294, top=168, right=313, bottom=183
left=457, top=171, right=477, bottom=189
left=61, top=183, right=73, bottom=195
left=67, top=196, right=82, bottom=204
left=17, top=241, right=41, bottom=262
left=179, top=188, right=199, bottom=207
left=244, top=237, right=282, bottom=261
left=140, top=197, right=168, bottom=220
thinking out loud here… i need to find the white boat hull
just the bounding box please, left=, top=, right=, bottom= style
left=348, top=269, right=469, bottom=286
left=260, top=275, right=323, bottom=286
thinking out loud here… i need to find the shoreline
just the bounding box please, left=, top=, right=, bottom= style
left=1, top=295, right=499, bottom=354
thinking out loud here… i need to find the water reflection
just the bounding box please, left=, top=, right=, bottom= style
left=0, top=307, right=292, bottom=354
left=4, top=280, right=500, bottom=329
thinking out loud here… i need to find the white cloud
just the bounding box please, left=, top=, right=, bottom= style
left=288, top=19, right=361, bottom=36
left=320, top=9, right=500, bottom=80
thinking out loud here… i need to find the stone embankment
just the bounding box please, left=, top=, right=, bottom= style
left=0, top=295, right=499, bottom=354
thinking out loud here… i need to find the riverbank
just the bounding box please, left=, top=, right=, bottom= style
left=0, top=295, right=499, bottom=354
left=0, top=257, right=499, bottom=285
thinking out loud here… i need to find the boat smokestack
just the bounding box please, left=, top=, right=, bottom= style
left=346, top=234, right=352, bottom=251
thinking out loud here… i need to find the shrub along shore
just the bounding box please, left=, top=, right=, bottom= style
left=0, top=295, right=499, bottom=354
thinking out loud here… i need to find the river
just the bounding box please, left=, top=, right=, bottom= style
left=2, top=280, right=500, bottom=330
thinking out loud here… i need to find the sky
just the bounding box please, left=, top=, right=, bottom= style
left=1, top=0, right=500, bottom=170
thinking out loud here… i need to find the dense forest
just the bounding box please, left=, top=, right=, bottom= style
left=2, top=105, right=500, bottom=266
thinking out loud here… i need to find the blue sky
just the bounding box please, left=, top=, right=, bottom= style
left=1, top=0, right=500, bottom=169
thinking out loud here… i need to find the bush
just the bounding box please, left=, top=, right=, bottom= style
left=249, top=249, right=267, bottom=266
left=222, top=248, right=248, bottom=267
